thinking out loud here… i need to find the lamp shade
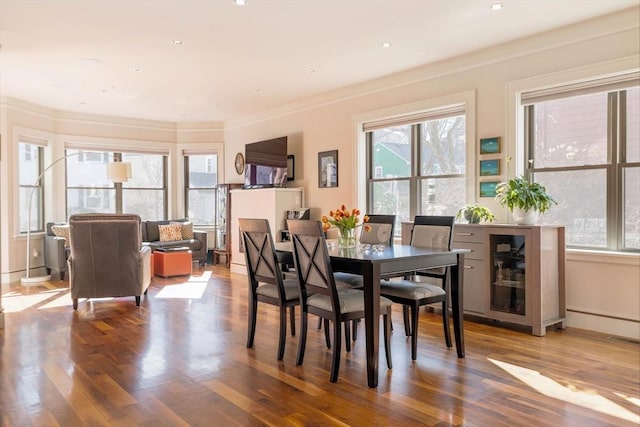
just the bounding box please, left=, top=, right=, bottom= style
left=107, top=162, right=132, bottom=183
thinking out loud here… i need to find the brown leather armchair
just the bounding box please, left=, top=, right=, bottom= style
left=67, top=213, right=152, bottom=310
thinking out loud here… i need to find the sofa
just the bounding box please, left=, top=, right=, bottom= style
left=44, top=222, right=70, bottom=280
left=141, top=219, right=208, bottom=265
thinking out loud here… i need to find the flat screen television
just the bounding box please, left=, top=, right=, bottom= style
left=244, top=136, right=288, bottom=188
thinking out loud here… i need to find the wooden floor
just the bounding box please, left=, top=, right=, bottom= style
left=1, top=265, right=638, bottom=427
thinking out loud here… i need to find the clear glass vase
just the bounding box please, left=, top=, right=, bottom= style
left=338, top=227, right=356, bottom=249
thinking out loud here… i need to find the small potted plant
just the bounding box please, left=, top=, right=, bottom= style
left=495, top=159, right=556, bottom=224
left=456, top=204, right=496, bottom=224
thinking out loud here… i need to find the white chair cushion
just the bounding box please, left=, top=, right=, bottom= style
left=308, top=288, right=392, bottom=313
left=380, top=279, right=446, bottom=300
left=256, top=278, right=300, bottom=301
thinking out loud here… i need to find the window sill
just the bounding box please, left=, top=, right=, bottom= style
left=567, top=249, right=640, bottom=266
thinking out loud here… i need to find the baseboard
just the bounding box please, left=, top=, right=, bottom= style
left=566, top=309, right=640, bottom=341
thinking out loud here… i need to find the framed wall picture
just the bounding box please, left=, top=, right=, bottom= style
left=480, top=137, right=501, bottom=154
left=287, top=154, right=295, bottom=181
left=479, top=159, right=500, bottom=176
left=479, top=181, right=499, bottom=197
left=318, top=150, right=338, bottom=188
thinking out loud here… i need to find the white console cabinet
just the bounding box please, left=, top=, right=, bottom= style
left=230, top=187, right=304, bottom=274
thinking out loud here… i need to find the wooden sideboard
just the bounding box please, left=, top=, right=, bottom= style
left=401, top=222, right=566, bottom=336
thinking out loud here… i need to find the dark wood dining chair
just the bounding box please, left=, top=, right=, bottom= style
left=332, top=214, right=396, bottom=288
left=287, top=219, right=393, bottom=383
left=239, top=218, right=299, bottom=361
left=379, top=215, right=454, bottom=360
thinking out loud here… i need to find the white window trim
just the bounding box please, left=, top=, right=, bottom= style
left=352, top=90, right=476, bottom=209
left=13, top=126, right=54, bottom=238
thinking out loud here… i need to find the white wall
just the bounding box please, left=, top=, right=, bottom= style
left=1, top=8, right=638, bottom=338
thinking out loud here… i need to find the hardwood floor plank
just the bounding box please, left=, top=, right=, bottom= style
left=1, top=266, right=638, bottom=427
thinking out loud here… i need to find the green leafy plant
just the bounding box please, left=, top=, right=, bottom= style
left=495, top=159, right=556, bottom=213
left=456, top=204, right=496, bottom=224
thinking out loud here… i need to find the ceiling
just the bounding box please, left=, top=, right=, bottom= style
left=0, top=0, right=637, bottom=124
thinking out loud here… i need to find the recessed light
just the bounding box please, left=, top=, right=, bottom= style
left=99, top=89, right=107, bottom=94
left=254, top=88, right=261, bottom=93
left=129, top=67, right=142, bottom=72
left=234, top=0, right=247, bottom=5
left=307, top=68, right=316, bottom=74
left=490, top=3, right=503, bottom=10
left=171, top=40, right=183, bottom=46
left=381, top=42, right=391, bottom=48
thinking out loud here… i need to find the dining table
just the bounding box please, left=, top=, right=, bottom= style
left=276, top=241, right=469, bottom=388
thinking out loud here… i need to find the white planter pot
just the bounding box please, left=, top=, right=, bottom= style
left=512, top=208, right=538, bottom=225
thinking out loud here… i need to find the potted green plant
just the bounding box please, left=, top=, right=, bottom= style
left=495, top=159, right=556, bottom=224
left=456, top=204, right=496, bottom=224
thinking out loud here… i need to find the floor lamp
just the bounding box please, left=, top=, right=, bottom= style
left=21, top=156, right=131, bottom=285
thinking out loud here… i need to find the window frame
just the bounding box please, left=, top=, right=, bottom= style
left=524, top=86, right=639, bottom=252
left=365, top=111, right=467, bottom=226
left=65, top=149, right=168, bottom=219
left=184, top=153, right=219, bottom=227
left=18, top=142, right=45, bottom=234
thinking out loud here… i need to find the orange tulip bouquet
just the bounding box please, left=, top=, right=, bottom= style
left=321, top=205, right=370, bottom=248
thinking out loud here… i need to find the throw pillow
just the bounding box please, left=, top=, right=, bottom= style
left=172, top=220, right=194, bottom=240
left=159, top=223, right=183, bottom=242
left=51, top=224, right=70, bottom=247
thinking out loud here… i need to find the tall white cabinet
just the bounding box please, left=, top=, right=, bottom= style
left=230, top=187, right=304, bottom=274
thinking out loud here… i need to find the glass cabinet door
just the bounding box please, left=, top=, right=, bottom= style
left=489, top=233, right=526, bottom=316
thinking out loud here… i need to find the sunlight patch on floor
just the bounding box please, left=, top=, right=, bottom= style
left=488, top=358, right=640, bottom=424
left=2, top=289, right=68, bottom=313
left=155, top=282, right=207, bottom=299
left=186, top=270, right=212, bottom=282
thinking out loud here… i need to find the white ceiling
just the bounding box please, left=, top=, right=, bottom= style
left=0, top=0, right=637, bottom=124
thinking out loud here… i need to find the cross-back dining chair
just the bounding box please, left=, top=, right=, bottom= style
left=239, top=218, right=299, bottom=361
left=332, top=214, right=396, bottom=286
left=379, top=215, right=454, bottom=360
left=287, top=219, right=392, bottom=383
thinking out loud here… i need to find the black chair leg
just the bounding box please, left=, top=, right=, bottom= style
left=410, top=303, right=419, bottom=361
left=277, top=306, right=287, bottom=360
left=296, top=311, right=308, bottom=365
left=330, top=319, right=342, bottom=383
left=73, top=298, right=78, bottom=310
left=403, top=305, right=411, bottom=336
left=289, top=306, right=296, bottom=337
left=324, top=319, right=331, bottom=349
left=247, top=295, right=257, bottom=348
left=442, top=301, right=452, bottom=348
left=352, top=320, right=359, bottom=341
left=383, top=309, right=392, bottom=369
left=344, top=322, right=351, bottom=352
left=135, top=296, right=141, bottom=306
left=317, top=316, right=323, bottom=330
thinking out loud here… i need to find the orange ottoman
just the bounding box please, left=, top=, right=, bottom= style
left=154, top=247, right=192, bottom=278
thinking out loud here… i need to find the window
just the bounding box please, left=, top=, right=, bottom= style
left=365, top=107, right=466, bottom=232
left=18, top=142, right=45, bottom=233
left=524, top=81, right=639, bottom=251
left=66, top=149, right=116, bottom=216
left=122, top=153, right=167, bottom=220
left=66, top=149, right=167, bottom=219
left=185, top=154, right=218, bottom=226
